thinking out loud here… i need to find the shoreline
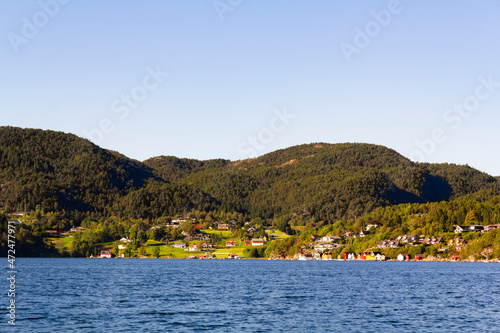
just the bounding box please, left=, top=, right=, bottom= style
left=8, top=256, right=499, bottom=263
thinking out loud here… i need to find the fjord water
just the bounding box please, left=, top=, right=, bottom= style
left=2, top=259, right=500, bottom=332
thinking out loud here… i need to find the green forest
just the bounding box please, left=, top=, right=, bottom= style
left=1, top=126, right=499, bottom=260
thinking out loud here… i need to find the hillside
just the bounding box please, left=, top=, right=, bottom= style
left=0, top=127, right=214, bottom=219
left=144, top=156, right=231, bottom=182
left=1, top=127, right=500, bottom=258
left=0, top=127, right=498, bottom=223
left=146, top=143, right=499, bottom=221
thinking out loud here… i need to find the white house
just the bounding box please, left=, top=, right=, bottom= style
left=298, top=253, right=313, bottom=261
left=397, top=253, right=409, bottom=261
left=11, top=212, right=25, bottom=217
left=345, top=253, right=357, bottom=260
left=100, top=251, right=112, bottom=258
left=120, top=237, right=135, bottom=243
left=321, top=235, right=342, bottom=243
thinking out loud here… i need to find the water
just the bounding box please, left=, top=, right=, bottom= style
left=1, top=259, right=500, bottom=332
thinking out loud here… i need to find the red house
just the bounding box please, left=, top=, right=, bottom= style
left=226, top=241, right=236, bottom=247
left=251, top=239, right=266, bottom=246
left=415, top=254, right=424, bottom=261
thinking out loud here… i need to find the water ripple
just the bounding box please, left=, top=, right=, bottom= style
left=1, top=259, right=499, bottom=332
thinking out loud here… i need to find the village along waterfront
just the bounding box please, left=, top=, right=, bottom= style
left=2, top=258, right=500, bottom=332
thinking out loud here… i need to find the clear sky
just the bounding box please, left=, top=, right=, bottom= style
left=1, top=0, right=499, bottom=175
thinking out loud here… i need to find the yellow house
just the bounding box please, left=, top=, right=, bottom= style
left=322, top=253, right=333, bottom=260
left=448, top=237, right=466, bottom=246
left=366, top=252, right=377, bottom=261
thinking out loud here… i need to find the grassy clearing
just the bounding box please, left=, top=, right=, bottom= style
left=140, top=243, right=205, bottom=258
left=291, top=226, right=307, bottom=232
left=46, top=235, right=74, bottom=252
left=213, top=246, right=247, bottom=257
left=145, top=240, right=164, bottom=246
left=266, top=229, right=290, bottom=239
left=201, top=229, right=233, bottom=238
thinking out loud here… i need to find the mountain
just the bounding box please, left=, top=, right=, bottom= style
left=1, top=127, right=498, bottom=223
left=145, top=143, right=499, bottom=221
left=0, top=127, right=214, bottom=219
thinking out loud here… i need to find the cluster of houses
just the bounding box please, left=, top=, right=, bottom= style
left=297, top=252, right=390, bottom=261
left=165, top=217, right=196, bottom=228
left=377, top=235, right=425, bottom=249
left=342, top=252, right=424, bottom=261
left=343, top=252, right=390, bottom=261
left=168, top=239, right=266, bottom=252
left=226, top=239, right=266, bottom=247
left=170, top=242, right=212, bottom=250
left=215, top=220, right=240, bottom=230
left=310, top=235, right=343, bottom=252
left=298, top=228, right=475, bottom=261
left=376, top=234, right=467, bottom=252
left=296, top=251, right=427, bottom=261
left=164, top=217, right=248, bottom=232
left=299, top=234, right=345, bottom=260
left=117, top=237, right=135, bottom=250
left=447, top=237, right=467, bottom=251
left=182, top=232, right=210, bottom=241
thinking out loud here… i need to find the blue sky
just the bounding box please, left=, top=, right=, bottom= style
left=1, top=0, right=499, bottom=175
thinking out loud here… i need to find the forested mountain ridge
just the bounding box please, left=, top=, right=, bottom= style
left=0, top=127, right=214, bottom=219
left=1, top=127, right=499, bottom=223
left=146, top=143, right=499, bottom=221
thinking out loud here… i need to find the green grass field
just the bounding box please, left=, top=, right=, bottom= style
left=46, top=235, right=74, bottom=252
left=140, top=242, right=205, bottom=258
left=291, top=226, right=307, bottom=232
left=201, top=229, right=233, bottom=237
left=145, top=240, right=164, bottom=246
left=212, top=246, right=248, bottom=257
left=265, top=229, right=291, bottom=240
